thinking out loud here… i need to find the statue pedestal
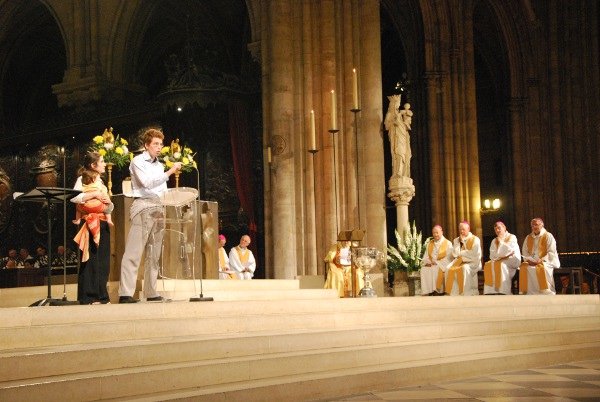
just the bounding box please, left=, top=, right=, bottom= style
left=387, top=176, right=415, bottom=233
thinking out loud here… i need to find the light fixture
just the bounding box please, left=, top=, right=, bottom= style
left=481, top=198, right=501, bottom=214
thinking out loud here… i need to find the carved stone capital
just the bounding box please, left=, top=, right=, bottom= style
left=387, top=176, right=415, bottom=206
left=52, top=67, right=145, bottom=107
left=247, top=41, right=261, bottom=63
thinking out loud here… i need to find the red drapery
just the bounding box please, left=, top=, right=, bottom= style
left=228, top=99, right=258, bottom=261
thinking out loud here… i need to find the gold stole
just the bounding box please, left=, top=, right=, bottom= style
left=236, top=246, right=250, bottom=264
left=519, top=233, right=549, bottom=293
left=483, top=234, right=512, bottom=290
left=218, top=247, right=227, bottom=268
left=219, top=247, right=237, bottom=279
left=428, top=239, right=448, bottom=261
left=430, top=240, right=448, bottom=293
left=438, top=236, right=475, bottom=295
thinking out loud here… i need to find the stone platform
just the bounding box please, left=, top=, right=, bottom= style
left=0, top=283, right=599, bottom=401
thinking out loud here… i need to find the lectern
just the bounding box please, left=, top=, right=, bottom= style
left=156, top=187, right=213, bottom=302
left=15, top=187, right=80, bottom=306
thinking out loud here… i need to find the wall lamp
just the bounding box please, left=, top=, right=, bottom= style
left=481, top=198, right=501, bottom=213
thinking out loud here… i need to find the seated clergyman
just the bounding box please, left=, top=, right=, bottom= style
left=483, top=221, right=521, bottom=295
left=518, top=218, right=560, bottom=295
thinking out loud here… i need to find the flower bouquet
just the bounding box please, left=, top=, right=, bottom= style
left=91, top=127, right=130, bottom=168
left=160, top=139, right=197, bottom=187
left=387, top=221, right=430, bottom=275
left=90, top=127, right=130, bottom=195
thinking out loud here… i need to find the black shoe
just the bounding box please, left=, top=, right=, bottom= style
left=146, top=296, right=164, bottom=302
left=119, top=296, right=138, bottom=304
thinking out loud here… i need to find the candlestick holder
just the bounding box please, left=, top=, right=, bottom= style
left=308, top=148, right=319, bottom=272
left=106, top=162, right=114, bottom=196
left=351, top=108, right=361, bottom=228
left=328, top=129, right=339, bottom=235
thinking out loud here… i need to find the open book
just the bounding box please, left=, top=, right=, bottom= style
left=496, top=242, right=513, bottom=259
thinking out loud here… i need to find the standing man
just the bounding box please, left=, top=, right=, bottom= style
left=228, top=235, right=256, bottom=280
left=483, top=221, right=521, bottom=295
left=443, top=221, right=482, bottom=296
left=420, top=225, right=453, bottom=295
left=519, top=218, right=560, bottom=295
left=118, top=127, right=181, bottom=303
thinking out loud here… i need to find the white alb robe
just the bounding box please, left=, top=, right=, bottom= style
left=420, top=236, right=453, bottom=295
left=483, top=232, right=521, bottom=295
left=218, top=247, right=235, bottom=279
left=443, top=233, right=482, bottom=296
left=520, top=228, right=560, bottom=295
left=228, top=246, right=256, bottom=280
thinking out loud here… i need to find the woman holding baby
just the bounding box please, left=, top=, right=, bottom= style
left=71, top=151, right=112, bottom=304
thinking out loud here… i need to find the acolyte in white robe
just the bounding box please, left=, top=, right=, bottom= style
left=420, top=236, right=453, bottom=295
left=228, top=246, right=256, bottom=280
left=519, top=228, right=560, bottom=295
left=483, top=233, right=521, bottom=295
left=444, top=233, right=482, bottom=296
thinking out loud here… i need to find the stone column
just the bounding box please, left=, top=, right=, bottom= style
left=263, top=0, right=297, bottom=279
left=388, top=176, right=415, bottom=233
left=358, top=0, right=387, bottom=252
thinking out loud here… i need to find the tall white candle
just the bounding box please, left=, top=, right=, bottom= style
left=310, top=110, right=316, bottom=150
left=330, top=90, right=337, bottom=130
left=352, top=68, right=359, bottom=110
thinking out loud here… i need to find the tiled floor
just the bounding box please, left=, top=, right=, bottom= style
left=326, top=360, right=600, bottom=401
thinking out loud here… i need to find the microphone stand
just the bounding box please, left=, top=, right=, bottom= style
left=190, top=165, right=213, bottom=302
left=57, top=146, right=77, bottom=305
left=61, top=147, right=68, bottom=301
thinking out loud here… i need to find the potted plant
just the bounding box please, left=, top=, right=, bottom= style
left=386, top=221, right=430, bottom=296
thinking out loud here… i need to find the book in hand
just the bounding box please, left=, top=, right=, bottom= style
left=496, top=242, right=513, bottom=259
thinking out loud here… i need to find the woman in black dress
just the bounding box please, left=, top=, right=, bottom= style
left=71, top=151, right=112, bottom=304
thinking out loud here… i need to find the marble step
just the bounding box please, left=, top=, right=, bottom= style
left=1, top=296, right=599, bottom=351
left=2, top=314, right=599, bottom=383
left=2, top=294, right=598, bottom=328
left=0, top=279, right=336, bottom=307
left=117, top=342, right=600, bottom=402
left=1, top=328, right=599, bottom=402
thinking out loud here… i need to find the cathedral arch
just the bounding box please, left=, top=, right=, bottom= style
left=0, top=0, right=66, bottom=131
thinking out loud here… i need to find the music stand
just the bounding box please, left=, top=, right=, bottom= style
left=15, top=187, right=80, bottom=306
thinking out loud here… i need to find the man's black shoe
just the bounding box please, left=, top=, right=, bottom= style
left=119, top=296, right=139, bottom=304
left=146, top=296, right=164, bottom=302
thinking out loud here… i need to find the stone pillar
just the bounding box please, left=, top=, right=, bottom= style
left=359, top=0, right=387, bottom=252
left=421, top=1, right=481, bottom=235
left=388, top=176, right=415, bottom=233
left=260, top=0, right=387, bottom=277
left=264, top=0, right=297, bottom=279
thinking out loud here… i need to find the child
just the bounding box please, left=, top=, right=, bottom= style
left=73, top=169, right=114, bottom=226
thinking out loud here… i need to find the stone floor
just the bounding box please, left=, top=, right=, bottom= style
left=323, top=359, right=600, bottom=401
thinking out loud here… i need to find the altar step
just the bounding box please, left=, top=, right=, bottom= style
left=0, top=295, right=599, bottom=401
left=0, top=279, right=337, bottom=308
